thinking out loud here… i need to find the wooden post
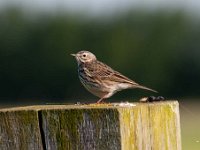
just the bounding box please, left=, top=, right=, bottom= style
left=0, top=101, right=181, bottom=150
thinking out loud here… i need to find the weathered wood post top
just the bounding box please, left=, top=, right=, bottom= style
left=0, top=100, right=181, bottom=150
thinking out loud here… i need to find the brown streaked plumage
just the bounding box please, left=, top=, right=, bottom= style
left=71, top=50, right=157, bottom=103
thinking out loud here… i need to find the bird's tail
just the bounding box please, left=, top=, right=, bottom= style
left=136, top=84, right=158, bottom=93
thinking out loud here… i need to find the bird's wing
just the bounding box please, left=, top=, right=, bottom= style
left=87, top=61, right=138, bottom=85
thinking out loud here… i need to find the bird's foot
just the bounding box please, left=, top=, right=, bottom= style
left=139, top=96, right=165, bottom=102
left=96, top=98, right=105, bottom=104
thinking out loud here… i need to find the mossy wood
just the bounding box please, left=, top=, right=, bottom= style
left=0, top=101, right=181, bottom=150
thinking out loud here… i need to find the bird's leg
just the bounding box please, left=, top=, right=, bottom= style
left=96, top=98, right=104, bottom=104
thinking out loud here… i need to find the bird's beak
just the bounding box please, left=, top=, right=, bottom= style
left=71, top=54, right=76, bottom=57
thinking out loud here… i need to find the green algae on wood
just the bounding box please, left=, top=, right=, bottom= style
left=148, top=101, right=181, bottom=150
left=41, top=108, right=121, bottom=150
left=0, top=101, right=181, bottom=150
left=118, top=101, right=181, bottom=150
left=0, top=110, right=43, bottom=150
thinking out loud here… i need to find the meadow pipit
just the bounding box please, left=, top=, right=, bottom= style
left=71, top=50, right=157, bottom=103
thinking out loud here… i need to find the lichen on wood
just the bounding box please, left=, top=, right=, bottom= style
left=0, top=101, right=181, bottom=150
left=41, top=108, right=121, bottom=150
left=118, top=101, right=181, bottom=150
left=0, top=110, right=43, bottom=150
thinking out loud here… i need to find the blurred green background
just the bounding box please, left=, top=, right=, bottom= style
left=0, top=1, right=199, bottom=149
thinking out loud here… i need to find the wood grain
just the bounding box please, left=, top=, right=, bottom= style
left=0, top=101, right=181, bottom=150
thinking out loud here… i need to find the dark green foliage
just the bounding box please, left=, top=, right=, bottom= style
left=0, top=8, right=200, bottom=103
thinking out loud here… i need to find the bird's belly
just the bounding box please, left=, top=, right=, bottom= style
left=83, top=83, right=109, bottom=98
left=79, top=78, right=108, bottom=98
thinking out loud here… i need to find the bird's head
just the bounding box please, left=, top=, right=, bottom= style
left=71, top=50, right=97, bottom=64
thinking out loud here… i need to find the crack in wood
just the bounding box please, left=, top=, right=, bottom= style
left=38, top=111, right=47, bottom=150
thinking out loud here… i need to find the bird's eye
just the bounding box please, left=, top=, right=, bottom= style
left=83, top=54, right=86, bottom=57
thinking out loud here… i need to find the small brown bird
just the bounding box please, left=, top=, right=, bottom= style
left=71, top=50, right=157, bottom=103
